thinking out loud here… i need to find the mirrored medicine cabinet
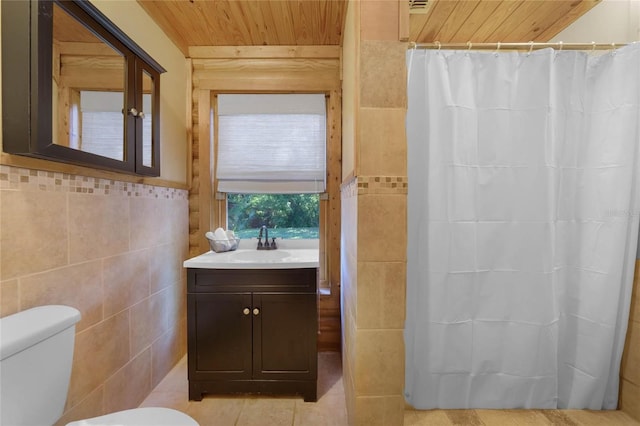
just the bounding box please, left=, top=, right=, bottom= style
left=1, top=0, right=165, bottom=176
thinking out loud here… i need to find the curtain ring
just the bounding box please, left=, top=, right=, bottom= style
left=592, top=41, right=596, bottom=52
left=467, top=41, right=472, bottom=50
left=528, top=41, right=534, bottom=55
left=558, top=41, right=563, bottom=51
left=495, top=42, right=501, bottom=56
left=409, top=41, right=417, bottom=50
left=435, top=41, right=441, bottom=51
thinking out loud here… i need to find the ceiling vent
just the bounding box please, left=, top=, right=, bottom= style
left=409, top=0, right=430, bottom=14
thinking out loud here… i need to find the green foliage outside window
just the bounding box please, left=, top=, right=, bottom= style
left=227, top=193, right=319, bottom=239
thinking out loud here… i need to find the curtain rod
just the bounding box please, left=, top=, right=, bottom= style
left=410, top=41, right=629, bottom=51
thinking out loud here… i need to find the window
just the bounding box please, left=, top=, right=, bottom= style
left=227, top=193, right=319, bottom=239
left=213, top=93, right=329, bottom=290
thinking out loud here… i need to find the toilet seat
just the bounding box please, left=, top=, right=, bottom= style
left=65, top=407, right=198, bottom=426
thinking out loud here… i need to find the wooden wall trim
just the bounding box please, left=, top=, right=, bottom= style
left=186, top=58, right=193, bottom=190
left=188, top=45, right=341, bottom=59
left=327, top=90, right=342, bottom=289
left=195, top=77, right=340, bottom=92
left=399, top=0, right=410, bottom=42
left=197, top=90, right=212, bottom=255
left=58, top=41, right=120, bottom=56
left=192, top=58, right=340, bottom=92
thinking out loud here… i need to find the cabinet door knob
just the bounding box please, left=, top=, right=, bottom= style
left=127, top=107, right=139, bottom=117
left=253, top=308, right=260, bottom=316
left=243, top=308, right=250, bottom=315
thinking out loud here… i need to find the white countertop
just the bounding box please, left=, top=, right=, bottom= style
left=183, top=239, right=319, bottom=269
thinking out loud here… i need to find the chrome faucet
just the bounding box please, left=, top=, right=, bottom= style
left=257, top=225, right=277, bottom=250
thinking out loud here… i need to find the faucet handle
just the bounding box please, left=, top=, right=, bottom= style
left=270, top=237, right=277, bottom=249
left=257, top=237, right=263, bottom=248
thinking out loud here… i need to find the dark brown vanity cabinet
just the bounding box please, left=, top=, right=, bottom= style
left=187, top=268, right=318, bottom=402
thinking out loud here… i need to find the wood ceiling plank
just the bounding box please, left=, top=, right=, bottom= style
left=289, top=1, right=316, bottom=45
left=448, top=0, right=502, bottom=43
left=245, top=1, right=277, bottom=45
left=213, top=1, right=257, bottom=45
left=468, top=0, right=524, bottom=42
left=193, top=1, right=235, bottom=45
left=536, top=0, right=601, bottom=41
left=136, top=1, right=194, bottom=54
left=265, top=0, right=297, bottom=45
left=137, top=0, right=592, bottom=49
left=300, top=1, right=323, bottom=44
left=316, top=0, right=335, bottom=45
left=409, top=14, right=430, bottom=43
left=190, top=0, right=223, bottom=45
left=499, top=0, right=565, bottom=42
left=432, top=0, right=481, bottom=43
left=417, top=0, right=459, bottom=42
left=333, top=0, right=348, bottom=45
left=320, top=0, right=342, bottom=44
left=225, top=1, right=264, bottom=45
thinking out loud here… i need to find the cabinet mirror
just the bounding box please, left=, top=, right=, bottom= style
left=1, top=0, right=165, bottom=176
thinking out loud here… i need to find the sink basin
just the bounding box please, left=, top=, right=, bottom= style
left=230, top=250, right=289, bottom=261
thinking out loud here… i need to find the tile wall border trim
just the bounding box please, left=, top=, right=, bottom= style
left=0, top=165, right=188, bottom=200
left=357, top=175, right=407, bottom=195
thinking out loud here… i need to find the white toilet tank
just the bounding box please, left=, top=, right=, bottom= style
left=0, top=305, right=81, bottom=426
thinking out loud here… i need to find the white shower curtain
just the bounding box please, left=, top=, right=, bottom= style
left=405, top=44, right=640, bottom=410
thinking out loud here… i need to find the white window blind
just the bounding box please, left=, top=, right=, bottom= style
left=216, top=94, right=326, bottom=193
left=79, top=91, right=124, bottom=161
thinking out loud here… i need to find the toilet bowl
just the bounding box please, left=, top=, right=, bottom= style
left=0, top=305, right=198, bottom=426
left=66, top=407, right=197, bottom=426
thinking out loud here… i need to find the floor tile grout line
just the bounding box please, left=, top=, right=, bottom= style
left=234, top=398, right=246, bottom=426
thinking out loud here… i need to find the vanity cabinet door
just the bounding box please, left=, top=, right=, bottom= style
left=252, top=293, right=317, bottom=381
left=188, top=293, right=252, bottom=381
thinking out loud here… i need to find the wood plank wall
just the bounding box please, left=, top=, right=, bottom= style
left=188, top=46, right=342, bottom=351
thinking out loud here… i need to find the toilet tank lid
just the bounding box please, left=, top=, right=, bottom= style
left=0, top=305, right=81, bottom=361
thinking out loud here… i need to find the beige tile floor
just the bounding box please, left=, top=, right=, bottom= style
left=404, top=408, right=639, bottom=425
left=140, top=352, right=347, bottom=426
left=141, top=353, right=639, bottom=426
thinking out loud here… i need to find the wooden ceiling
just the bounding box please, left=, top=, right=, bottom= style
left=410, top=0, right=601, bottom=44
left=137, top=0, right=601, bottom=56
left=137, top=0, right=347, bottom=55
